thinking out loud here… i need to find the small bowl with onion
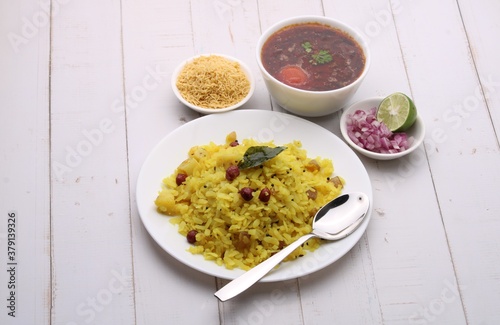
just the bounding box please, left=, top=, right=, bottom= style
left=339, top=94, right=425, bottom=160
left=256, top=15, right=370, bottom=117
left=172, top=53, right=255, bottom=114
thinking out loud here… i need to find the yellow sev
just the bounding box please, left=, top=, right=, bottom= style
left=176, top=55, right=251, bottom=109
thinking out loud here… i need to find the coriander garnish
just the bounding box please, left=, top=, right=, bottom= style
left=311, top=50, right=333, bottom=65
left=301, top=42, right=313, bottom=53
left=301, top=41, right=333, bottom=65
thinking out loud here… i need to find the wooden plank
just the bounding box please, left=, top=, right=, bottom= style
left=49, top=1, right=135, bottom=324
left=120, top=1, right=221, bottom=324
left=386, top=0, right=500, bottom=323
left=298, top=236, right=382, bottom=324
left=457, top=0, right=500, bottom=145
left=457, top=2, right=500, bottom=322
left=0, top=1, right=51, bottom=324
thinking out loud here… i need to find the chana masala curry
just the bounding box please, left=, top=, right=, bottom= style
left=261, top=22, right=365, bottom=91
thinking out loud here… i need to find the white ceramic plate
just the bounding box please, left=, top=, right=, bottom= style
left=136, top=110, right=372, bottom=281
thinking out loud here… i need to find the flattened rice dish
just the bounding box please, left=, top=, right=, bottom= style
left=155, top=132, right=344, bottom=270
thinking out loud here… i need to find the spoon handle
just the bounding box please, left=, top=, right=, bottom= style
left=214, top=233, right=316, bottom=301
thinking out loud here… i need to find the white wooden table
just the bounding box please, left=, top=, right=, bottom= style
left=2, top=0, right=500, bottom=324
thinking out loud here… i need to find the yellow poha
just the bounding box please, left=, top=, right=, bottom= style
left=155, top=132, right=344, bottom=270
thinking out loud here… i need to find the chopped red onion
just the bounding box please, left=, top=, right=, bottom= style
left=346, top=107, right=413, bottom=154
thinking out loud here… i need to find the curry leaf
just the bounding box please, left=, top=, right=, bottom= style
left=238, top=146, right=287, bottom=169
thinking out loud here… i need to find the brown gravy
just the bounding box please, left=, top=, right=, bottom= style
left=261, top=22, right=365, bottom=91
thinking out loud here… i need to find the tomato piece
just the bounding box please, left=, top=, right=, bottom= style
left=278, top=66, right=308, bottom=87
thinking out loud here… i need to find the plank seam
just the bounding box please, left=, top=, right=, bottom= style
left=48, top=0, right=54, bottom=323
left=118, top=0, right=138, bottom=323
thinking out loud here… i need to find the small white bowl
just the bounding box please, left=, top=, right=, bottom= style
left=256, top=16, right=370, bottom=117
left=172, top=54, right=255, bottom=114
left=340, top=97, right=425, bottom=160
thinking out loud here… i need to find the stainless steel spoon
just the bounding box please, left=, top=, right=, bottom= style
left=214, top=192, right=370, bottom=301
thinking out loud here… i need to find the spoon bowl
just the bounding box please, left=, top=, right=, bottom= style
left=214, top=192, right=370, bottom=301
left=312, top=192, right=369, bottom=240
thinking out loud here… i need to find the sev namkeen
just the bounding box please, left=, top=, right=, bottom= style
left=155, top=132, right=344, bottom=270
left=176, top=55, right=251, bottom=109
